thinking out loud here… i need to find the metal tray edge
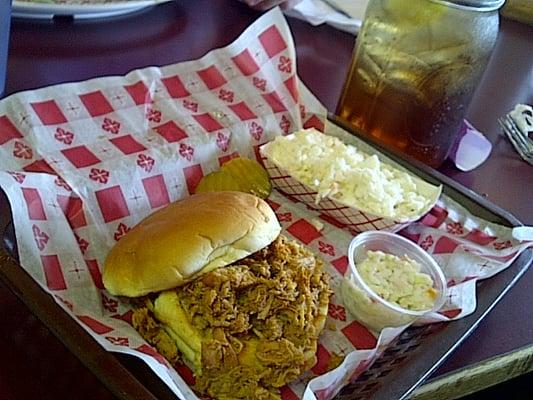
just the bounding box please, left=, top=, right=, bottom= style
left=0, top=115, right=530, bottom=400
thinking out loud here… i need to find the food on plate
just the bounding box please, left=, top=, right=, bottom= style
left=341, top=250, right=440, bottom=331
left=195, top=157, right=271, bottom=199
left=261, top=128, right=440, bottom=221
left=102, top=191, right=331, bottom=400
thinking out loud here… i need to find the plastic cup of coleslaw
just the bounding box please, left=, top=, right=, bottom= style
left=340, top=231, right=446, bottom=332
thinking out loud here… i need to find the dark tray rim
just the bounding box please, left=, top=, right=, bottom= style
left=0, top=114, right=531, bottom=400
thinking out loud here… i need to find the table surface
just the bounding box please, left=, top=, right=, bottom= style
left=2, top=1, right=532, bottom=399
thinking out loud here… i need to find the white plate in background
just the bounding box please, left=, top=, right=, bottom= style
left=12, top=0, right=173, bottom=19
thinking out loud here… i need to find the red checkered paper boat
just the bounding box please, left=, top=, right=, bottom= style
left=259, top=129, right=442, bottom=234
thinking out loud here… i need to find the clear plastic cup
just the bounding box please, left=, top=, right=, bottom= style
left=340, top=231, right=446, bottom=332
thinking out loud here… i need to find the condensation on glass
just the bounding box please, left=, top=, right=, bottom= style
left=337, top=0, right=504, bottom=168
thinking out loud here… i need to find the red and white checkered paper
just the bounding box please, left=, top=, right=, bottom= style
left=0, top=8, right=531, bottom=400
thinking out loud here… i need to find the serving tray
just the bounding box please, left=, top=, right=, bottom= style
left=1, top=115, right=531, bottom=400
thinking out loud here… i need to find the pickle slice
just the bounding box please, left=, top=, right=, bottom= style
left=222, top=157, right=271, bottom=198
left=195, top=157, right=271, bottom=199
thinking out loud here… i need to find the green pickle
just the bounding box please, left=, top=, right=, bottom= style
left=195, top=157, right=271, bottom=199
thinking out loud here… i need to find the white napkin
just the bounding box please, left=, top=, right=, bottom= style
left=285, top=0, right=369, bottom=34
left=448, top=121, right=493, bottom=172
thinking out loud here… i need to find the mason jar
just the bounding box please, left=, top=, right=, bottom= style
left=336, top=0, right=505, bottom=168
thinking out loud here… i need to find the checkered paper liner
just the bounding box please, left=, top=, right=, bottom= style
left=0, top=7, right=532, bottom=400
left=258, top=138, right=442, bottom=235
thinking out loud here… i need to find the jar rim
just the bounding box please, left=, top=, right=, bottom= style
left=430, top=0, right=505, bottom=11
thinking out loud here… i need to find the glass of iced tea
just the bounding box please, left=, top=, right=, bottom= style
left=337, top=0, right=505, bottom=168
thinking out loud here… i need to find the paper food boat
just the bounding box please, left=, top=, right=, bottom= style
left=259, top=133, right=442, bottom=234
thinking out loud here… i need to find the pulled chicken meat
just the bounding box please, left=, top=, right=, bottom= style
left=133, top=235, right=331, bottom=400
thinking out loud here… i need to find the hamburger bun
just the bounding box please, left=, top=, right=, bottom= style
left=103, top=191, right=281, bottom=297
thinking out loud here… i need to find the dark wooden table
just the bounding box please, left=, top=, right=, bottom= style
left=2, top=1, right=532, bottom=399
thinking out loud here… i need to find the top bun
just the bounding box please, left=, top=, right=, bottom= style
left=103, top=191, right=281, bottom=297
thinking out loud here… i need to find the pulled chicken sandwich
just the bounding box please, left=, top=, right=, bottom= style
left=102, top=191, right=331, bottom=400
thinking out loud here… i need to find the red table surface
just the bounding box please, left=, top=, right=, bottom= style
left=1, top=1, right=532, bottom=399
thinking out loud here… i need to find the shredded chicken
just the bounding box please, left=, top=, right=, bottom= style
left=133, top=235, right=331, bottom=399
left=132, top=302, right=181, bottom=364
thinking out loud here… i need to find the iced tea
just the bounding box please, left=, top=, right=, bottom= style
left=337, top=0, right=501, bottom=168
